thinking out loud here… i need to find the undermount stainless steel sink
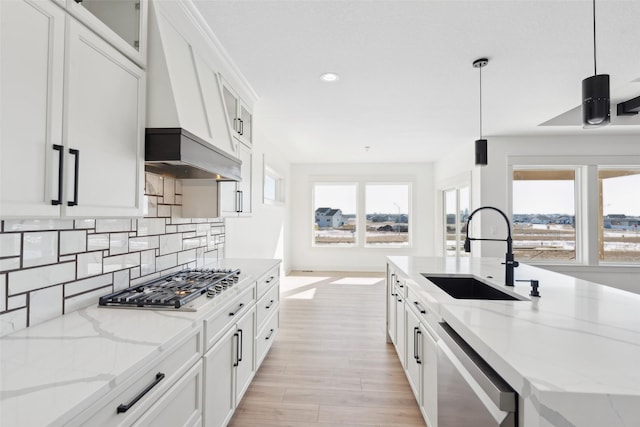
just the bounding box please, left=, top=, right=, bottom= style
left=421, top=275, right=523, bottom=301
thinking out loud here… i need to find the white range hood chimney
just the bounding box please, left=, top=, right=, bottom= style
left=145, top=2, right=240, bottom=180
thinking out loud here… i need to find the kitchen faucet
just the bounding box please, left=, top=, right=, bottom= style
left=464, top=206, right=519, bottom=286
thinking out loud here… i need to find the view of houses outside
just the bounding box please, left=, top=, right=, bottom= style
left=512, top=168, right=640, bottom=263
left=313, top=183, right=409, bottom=246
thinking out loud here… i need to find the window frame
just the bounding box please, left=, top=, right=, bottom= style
left=508, top=155, right=640, bottom=267
left=310, top=178, right=413, bottom=249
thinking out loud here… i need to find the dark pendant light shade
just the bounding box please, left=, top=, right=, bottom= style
left=582, top=74, right=610, bottom=127
left=475, top=139, right=488, bottom=165
left=473, top=58, right=489, bottom=166
left=582, top=0, right=610, bottom=128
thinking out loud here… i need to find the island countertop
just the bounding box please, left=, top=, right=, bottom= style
left=387, top=256, right=640, bottom=427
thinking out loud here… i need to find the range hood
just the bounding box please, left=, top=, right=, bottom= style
left=145, top=128, right=241, bottom=180
left=145, top=2, right=240, bottom=181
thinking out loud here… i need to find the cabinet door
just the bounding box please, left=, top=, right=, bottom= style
left=394, top=293, right=405, bottom=369
left=203, top=328, right=235, bottom=427
left=133, top=361, right=203, bottom=427
left=387, top=271, right=397, bottom=343
left=235, top=307, right=256, bottom=404
left=222, top=84, right=239, bottom=136
left=237, top=143, right=252, bottom=214
left=64, top=18, right=144, bottom=217
left=238, top=100, right=252, bottom=147
left=218, top=143, right=252, bottom=217
left=0, top=0, right=65, bottom=217
left=405, top=306, right=422, bottom=401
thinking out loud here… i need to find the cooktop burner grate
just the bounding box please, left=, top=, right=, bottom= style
left=98, top=268, right=241, bottom=309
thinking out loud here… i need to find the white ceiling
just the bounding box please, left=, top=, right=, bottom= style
left=192, top=0, right=640, bottom=164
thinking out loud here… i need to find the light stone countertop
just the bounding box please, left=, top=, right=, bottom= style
left=387, top=256, right=640, bottom=427
left=0, top=258, right=280, bottom=427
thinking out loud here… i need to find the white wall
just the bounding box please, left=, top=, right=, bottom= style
left=223, top=108, right=291, bottom=272
left=289, top=162, right=435, bottom=272
left=434, top=134, right=640, bottom=292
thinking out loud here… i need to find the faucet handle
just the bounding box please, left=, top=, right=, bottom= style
left=516, top=279, right=540, bottom=297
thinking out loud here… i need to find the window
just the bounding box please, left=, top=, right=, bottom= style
left=313, top=183, right=357, bottom=246
left=512, top=169, right=576, bottom=262
left=365, top=184, right=409, bottom=246
left=443, top=186, right=470, bottom=256
left=599, top=168, right=640, bottom=263
left=312, top=181, right=412, bottom=248
left=263, top=162, right=285, bottom=204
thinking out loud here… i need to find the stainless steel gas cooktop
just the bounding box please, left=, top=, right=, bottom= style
left=98, top=268, right=241, bottom=311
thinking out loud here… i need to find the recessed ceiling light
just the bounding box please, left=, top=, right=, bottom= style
left=320, top=72, right=339, bottom=82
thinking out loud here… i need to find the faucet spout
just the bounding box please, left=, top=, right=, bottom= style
left=464, top=206, right=519, bottom=286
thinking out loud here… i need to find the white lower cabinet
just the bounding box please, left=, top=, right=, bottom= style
left=203, top=306, right=256, bottom=427
left=69, top=326, right=202, bottom=427
left=421, top=322, right=438, bottom=427
left=133, top=360, right=203, bottom=427
left=405, top=305, right=422, bottom=399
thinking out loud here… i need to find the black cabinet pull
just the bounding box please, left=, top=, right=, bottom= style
left=265, top=275, right=275, bottom=284
left=67, top=148, right=79, bottom=206
left=265, top=328, right=275, bottom=340
left=416, top=329, right=422, bottom=364
left=116, top=372, right=165, bottom=414
left=238, top=328, right=243, bottom=362
left=265, top=299, right=275, bottom=310
left=413, top=327, right=419, bottom=361
left=239, top=118, right=244, bottom=135
left=413, top=301, right=427, bottom=314
left=229, top=303, right=244, bottom=317
left=239, top=190, right=243, bottom=213
left=51, top=144, right=64, bottom=205
left=233, top=332, right=240, bottom=367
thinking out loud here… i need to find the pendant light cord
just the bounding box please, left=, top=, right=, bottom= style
left=592, top=0, right=597, bottom=75
left=479, top=65, right=483, bottom=139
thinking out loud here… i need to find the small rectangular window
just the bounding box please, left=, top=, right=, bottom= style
left=263, top=164, right=284, bottom=205
left=512, top=169, right=576, bottom=262
left=599, top=168, right=640, bottom=263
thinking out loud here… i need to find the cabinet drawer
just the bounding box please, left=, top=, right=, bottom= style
left=407, top=286, right=439, bottom=333
left=256, top=311, right=279, bottom=366
left=204, top=285, right=255, bottom=350
left=256, top=282, right=279, bottom=330
left=256, top=266, right=279, bottom=300
left=133, top=360, right=203, bottom=427
left=71, top=327, right=202, bottom=426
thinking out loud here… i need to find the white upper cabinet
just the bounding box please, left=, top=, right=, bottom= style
left=0, top=0, right=145, bottom=219
left=221, top=80, right=253, bottom=148
left=64, top=0, right=148, bottom=67
left=1, top=0, right=66, bottom=218
left=64, top=18, right=145, bottom=218
left=219, top=143, right=252, bottom=217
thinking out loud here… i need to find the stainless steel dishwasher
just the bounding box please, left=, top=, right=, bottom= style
left=438, top=322, right=517, bottom=427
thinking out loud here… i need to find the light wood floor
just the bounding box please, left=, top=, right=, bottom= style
left=228, top=271, right=426, bottom=427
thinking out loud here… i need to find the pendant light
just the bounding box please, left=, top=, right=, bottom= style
left=582, top=0, right=610, bottom=127
left=473, top=58, right=488, bottom=166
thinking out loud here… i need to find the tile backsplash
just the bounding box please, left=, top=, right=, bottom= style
left=0, top=172, right=224, bottom=337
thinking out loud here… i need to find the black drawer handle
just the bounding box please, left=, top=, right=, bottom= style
left=413, top=301, right=427, bottom=314
left=265, top=275, right=275, bottom=284
left=416, top=329, right=422, bottom=364
left=265, top=328, right=275, bottom=340
left=67, top=148, right=79, bottom=206
left=117, top=372, right=165, bottom=414
left=229, top=303, right=244, bottom=317
left=265, top=299, right=275, bottom=309
left=238, top=328, right=243, bottom=362
left=51, top=144, right=64, bottom=205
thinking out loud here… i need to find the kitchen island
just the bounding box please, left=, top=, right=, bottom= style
left=387, top=256, right=640, bottom=427
left=0, top=258, right=280, bottom=427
